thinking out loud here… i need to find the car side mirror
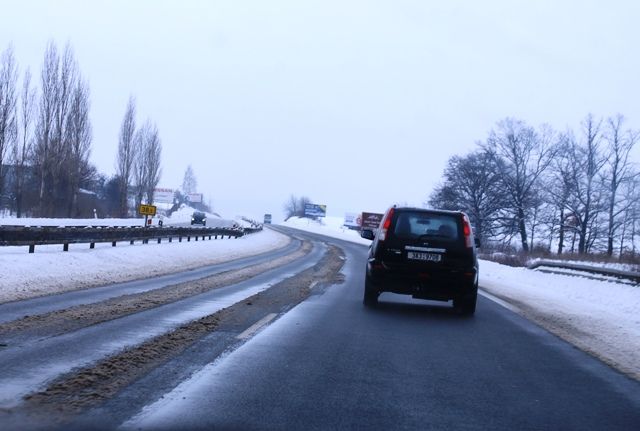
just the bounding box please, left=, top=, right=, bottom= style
left=474, top=237, right=481, bottom=248
left=361, top=229, right=375, bottom=240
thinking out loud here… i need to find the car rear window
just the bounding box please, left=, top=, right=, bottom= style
left=392, top=212, right=459, bottom=241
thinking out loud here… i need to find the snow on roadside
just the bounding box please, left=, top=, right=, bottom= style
left=527, top=257, right=640, bottom=273
left=480, top=260, right=640, bottom=379
left=0, top=228, right=289, bottom=304
left=281, top=216, right=371, bottom=246
left=0, top=216, right=147, bottom=227
left=0, top=204, right=244, bottom=229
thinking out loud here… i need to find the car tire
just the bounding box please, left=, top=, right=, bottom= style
left=363, top=276, right=379, bottom=307
left=454, top=293, right=477, bottom=316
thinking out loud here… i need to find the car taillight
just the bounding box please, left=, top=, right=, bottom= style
left=462, top=214, right=473, bottom=248
left=378, top=207, right=395, bottom=242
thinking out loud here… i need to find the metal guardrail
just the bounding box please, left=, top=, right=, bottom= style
left=0, top=225, right=262, bottom=253
left=528, top=260, right=640, bottom=284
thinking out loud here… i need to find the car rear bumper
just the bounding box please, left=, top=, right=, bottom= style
left=367, top=265, right=477, bottom=301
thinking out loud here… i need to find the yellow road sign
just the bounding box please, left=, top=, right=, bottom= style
left=138, top=204, right=157, bottom=216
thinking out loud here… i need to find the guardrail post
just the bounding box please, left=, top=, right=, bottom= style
left=179, top=236, right=182, bottom=242
left=169, top=237, right=172, bottom=243
left=195, top=236, right=198, bottom=241
left=29, top=244, right=35, bottom=253
left=208, top=235, right=211, bottom=240
left=187, top=236, right=191, bottom=242
left=158, top=238, right=161, bottom=244
left=130, top=240, right=134, bottom=245
left=90, top=242, right=95, bottom=249
left=63, top=243, right=69, bottom=252
left=112, top=241, right=117, bottom=247
left=202, top=235, right=205, bottom=241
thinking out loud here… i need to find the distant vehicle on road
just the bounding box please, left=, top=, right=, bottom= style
left=361, top=206, right=479, bottom=314
left=191, top=211, right=207, bottom=226
left=264, top=214, right=272, bottom=224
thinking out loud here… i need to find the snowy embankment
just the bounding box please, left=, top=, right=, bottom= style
left=281, top=216, right=371, bottom=245
left=282, top=216, right=640, bottom=380
left=481, top=261, right=640, bottom=379
left=0, top=205, right=246, bottom=229
left=0, top=225, right=289, bottom=304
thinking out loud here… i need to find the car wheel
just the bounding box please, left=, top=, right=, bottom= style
left=454, top=293, right=477, bottom=316
left=363, top=276, right=379, bottom=306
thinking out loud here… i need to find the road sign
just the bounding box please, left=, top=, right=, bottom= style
left=138, top=204, right=157, bottom=216
left=361, top=212, right=383, bottom=229
left=153, top=188, right=174, bottom=204
left=304, top=203, right=327, bottom=218
left=344, top=213, right=360, bottom=227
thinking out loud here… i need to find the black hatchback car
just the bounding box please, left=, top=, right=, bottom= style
left=361, top=206, right=479, bottom=314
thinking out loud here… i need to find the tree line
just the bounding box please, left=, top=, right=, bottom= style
left=429, top=115, right=639, bottom=258
left=0, top=42, right=162, bottom=218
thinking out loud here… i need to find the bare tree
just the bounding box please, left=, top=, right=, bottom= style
left=619, top=179, right=640, bottom=257
left=133, top=120, right=162, bottom=206
left=565, top=114, right=608, bottom=254
left=428, top=150, right=503, bottom=243
left=283, top=194, right=299, bottom=220
left=12, top=67, right=36, bottom=217
left=483, top=118, right=557, bottom=252
left=544, top=136, right=576, bottom=254
left=603, top=114, right=639, bottom=256
left=34, top=41, right=59, bottom=216
left=182, top=165, right=197, bottom=195
left=283, top=194, right=311, bottom=220
left=142, top=122, right=161, bottom=204
left=65, top=76, right=92, bottom=216
left=134, top=120, right=162, bottom=205
left=132, top=128, right=146, bottom=209
left=0, top=45, right=18, bottom=208
left=50, top=43, right=78, bottom=214
left=116, top=96, right=136, bottom=217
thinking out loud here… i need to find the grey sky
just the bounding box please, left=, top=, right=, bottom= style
left=2, top=0, right=640, bottom=221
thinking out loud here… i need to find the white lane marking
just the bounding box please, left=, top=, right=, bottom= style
left=479, top=289, right=520, bottom=313
left=236, top=313, right=278, bottom=340
left=309, top=281, right=319, bottom=289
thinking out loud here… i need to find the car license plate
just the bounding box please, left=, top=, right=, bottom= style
left=407, top=251, right=441, bottom=262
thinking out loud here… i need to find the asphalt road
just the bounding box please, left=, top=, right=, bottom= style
left=114, top=227, right=640, bottom=431
left=2, top=226, right=639, bottom=430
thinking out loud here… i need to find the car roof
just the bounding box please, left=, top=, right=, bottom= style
left=392, top=206, right=464, bottom=216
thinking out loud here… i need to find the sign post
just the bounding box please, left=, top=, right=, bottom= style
left=138, top=204, right=157, bottom=227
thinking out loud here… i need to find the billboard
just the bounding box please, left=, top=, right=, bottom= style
left=187, top=193, right=203, bottom=203
left=344, top=212, right=361, bottom=228
left=361, top=212, right=384, bottom=229
left=154, top=188, right=174, bottom=204
left=304, top=203, right=327, bottom=218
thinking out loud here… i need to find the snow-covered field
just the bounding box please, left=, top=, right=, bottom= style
left=281, top=216, right=640, bottom=380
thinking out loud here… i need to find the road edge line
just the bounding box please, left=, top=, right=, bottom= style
left=236, top=313, right=278, bottom=340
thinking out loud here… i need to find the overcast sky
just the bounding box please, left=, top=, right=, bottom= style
left=2, top=0, right=640, bottom=221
